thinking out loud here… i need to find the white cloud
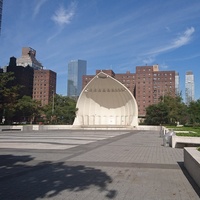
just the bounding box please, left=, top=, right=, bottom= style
left=147, top=27, right=195, bottom=55
left=33, top=0, right=48, bottom=18
left=52, top=2, right=77, bottom=26
left=173, top=27, right=195, bottom=47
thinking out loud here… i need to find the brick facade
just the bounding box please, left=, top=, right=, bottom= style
left=33, top=69, right=56, bottom=106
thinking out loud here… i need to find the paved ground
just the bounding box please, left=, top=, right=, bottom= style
left=0, top=130, right=199, bottom=200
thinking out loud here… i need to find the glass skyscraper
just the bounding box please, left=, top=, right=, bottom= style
left=0, top=0, right=3, bottom=34
left=67, top=60, right=87, bottom=98
left=185, top=71, right=194, bottom=105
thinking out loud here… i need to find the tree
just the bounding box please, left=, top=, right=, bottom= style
left=0, top=72, right=22, bottom=124
left=43, top=95, right=77, bottom=124
left=145, top=102, right=169, bottom=125
left=145, top=95, right=187, bottom=125
left=15, top=96, right=41, bottom=124
left=160, top=95, right=187, bottom=124
left=187, top=99, right=200, bottom=125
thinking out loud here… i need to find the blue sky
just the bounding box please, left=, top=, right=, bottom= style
left=0, top=0, right=200, bottom=100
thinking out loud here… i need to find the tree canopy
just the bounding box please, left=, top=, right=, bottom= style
left=187, top=99, right=200, bottom=125
left=144, top=95, right=188, bottom=125
left=145, top=102, right=169, bottom=125
left=15, top=96, right=41, bottom=123
left=0, top=72, right=22, bottom=124
left=42, top=94, right=77, bottom=125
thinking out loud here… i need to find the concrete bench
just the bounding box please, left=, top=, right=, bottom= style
left=172, top=135, right=200, bottom=148
left=184, top=147, right=200, bottom=188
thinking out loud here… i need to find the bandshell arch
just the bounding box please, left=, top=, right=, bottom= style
left=73, top=72, right=138, bottom=127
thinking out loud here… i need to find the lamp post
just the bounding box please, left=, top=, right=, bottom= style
left=50, top=90, right=55, bottom=124
left=52, top=90, right=55, bottom=115
left=2, top=108, right=5, bottom=124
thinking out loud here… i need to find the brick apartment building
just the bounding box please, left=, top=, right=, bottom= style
left=6, top=57, right=34, bottom=98
left=16, top=47, right=56, bottom=106
left=135, top=65, right=175, bottom=116
left=82, top=65, right=176, bottom=117
left=33, top=69, right=56, bottom=106
left=1, top=47, right=57, bottom=107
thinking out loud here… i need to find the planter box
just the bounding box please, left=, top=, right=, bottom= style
left=184, top=147, right=200, bottom=188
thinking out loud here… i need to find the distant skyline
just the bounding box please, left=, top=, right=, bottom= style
left=0, top=0, right=200, bottom=100
left=185, top=71, right=195, bottom=105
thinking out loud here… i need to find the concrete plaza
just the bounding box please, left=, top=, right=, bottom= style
left=0, top=129, right=199, bottom=200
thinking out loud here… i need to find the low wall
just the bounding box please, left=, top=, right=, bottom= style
left=136, top=125, right=160, bottom=131
left=0, top=125, right=23, bottom=131
left=172, top=135, right=200, bottom=148
left=0, top=125, right=73, bottom=131
left=42, top=125, right=73, bottom=130
left=0, top=125, right=160, bottom=131
left=184, top=147, right=200, bottom=188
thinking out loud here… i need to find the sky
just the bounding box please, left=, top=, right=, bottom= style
left=0, top=0, right=200, bottom=100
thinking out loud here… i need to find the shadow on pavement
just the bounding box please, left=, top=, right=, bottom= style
left=0, top=155, right=117, bottom=199
left=0, top=154, right=34, bottom=178
left=178, top=162, right=200, bottom=198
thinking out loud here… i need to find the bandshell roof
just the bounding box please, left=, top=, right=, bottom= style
left=73, top=72, right=138, bottom=127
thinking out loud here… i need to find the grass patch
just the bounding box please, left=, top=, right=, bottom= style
left=197, top=147, right=200, bottom=151
left=165, top=125, right=200, bottom=134
left=165, top=125, right=200, bottom=137
left=176, top=132, right=200, bottom=137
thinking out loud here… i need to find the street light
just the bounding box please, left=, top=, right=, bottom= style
left=52, top=90, right=55, bottom=115
left=2, top=108, right=5, bottom=124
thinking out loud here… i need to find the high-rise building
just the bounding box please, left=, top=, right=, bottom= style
left=67, top=60, right=87, bottom=98
left=33, top=69, right=57, bottom=106
left=175, top=72, right=180, bottom=96
left=83, top=65, right=176, bottom=116
left=17, top=47, right=43, bottom=69
left=0, top=0, right=3, bottom=34
left=6, top=57, right=34, bottom=97
left=135, top=65, right=175, bottom=116
left=185, top=71, right=194, bottom=105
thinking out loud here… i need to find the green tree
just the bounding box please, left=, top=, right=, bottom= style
left=145, top=95, right=187, bottom=125
left=43, top=94, right=77, bottom=124
left=145, top=102, right=169, bottom=125
left=0, top=72, right=22, bottom=124
left=187, top=99, right=200, bottom=125
left=160, top=95, right=187, bottom=124
left=15, top=96, right=41, bottom=124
